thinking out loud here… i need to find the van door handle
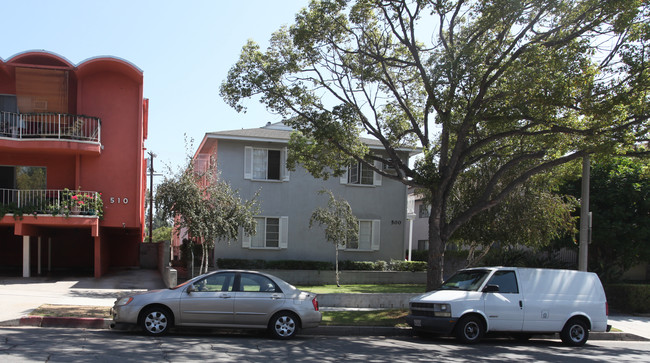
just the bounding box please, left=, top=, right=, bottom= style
left=519, top=300, right=523, bottom=309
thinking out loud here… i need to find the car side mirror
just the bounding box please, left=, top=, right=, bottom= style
left=186, top=285, right=196, bottom=294
left=483, top=284, right=500, bottom=293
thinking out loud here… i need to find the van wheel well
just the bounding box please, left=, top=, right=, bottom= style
left=568, top=315, right=591, bottom=330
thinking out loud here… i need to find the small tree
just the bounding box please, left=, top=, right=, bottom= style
left=309, top=189, right=358, bottom=287
left=156, top=151, right=259, bottom=275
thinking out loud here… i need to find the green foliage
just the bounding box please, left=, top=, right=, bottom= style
left=481, top=245, right=578, bottom=270
left=156, top=144, right=259, bottom=274
left=605, top=284, right=650, bottom=314
left=560, top=157, right=650, bottom=282
left=310, top=190, right=359, bottom=247
left=221, top=0, right=650, bottom=289
left=151, top=226, right=172, bottom=243
left=310, top=189, right=359, bottom=285
left=217, top=258, right=334, bottom=271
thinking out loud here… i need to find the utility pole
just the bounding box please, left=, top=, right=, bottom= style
left=148, top=152, right=156, bottom=243
left=579, top=155, right=590, bottom=271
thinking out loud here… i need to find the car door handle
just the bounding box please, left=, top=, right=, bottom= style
left=271, top=294, right=281, bottom=300
left=519, top=300, right=523, bottom=309
left=220, top=294, right=231, bottom=299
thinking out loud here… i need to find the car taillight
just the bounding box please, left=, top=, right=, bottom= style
left=312, top=296, right=319, bottom=311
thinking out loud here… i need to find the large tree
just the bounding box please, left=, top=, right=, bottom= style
left=156, top=153, right=259, bottom=275
left=221, top=0, right=649, bottom=290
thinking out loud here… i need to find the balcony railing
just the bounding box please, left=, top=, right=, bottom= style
left=0, top=188, right=103, bottom=217
left=0, top=112, right=101, bottom=143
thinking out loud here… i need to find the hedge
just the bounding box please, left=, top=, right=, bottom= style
left=605, top=284, right=650, bottom=314
left=216, top=258, right=427, bottom=272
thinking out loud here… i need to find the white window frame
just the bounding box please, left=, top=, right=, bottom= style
left=344, top=219, right=380, bottom=251
left=244, top=146, right=290, bottom=182
left=339, top=159, right=382, bottom=186
left=242, top=216, right=289, bottom=249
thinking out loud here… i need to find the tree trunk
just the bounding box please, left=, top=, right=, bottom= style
left=426, top=206, right=446, bottom=291
left=335, top=244, right=340, bottom=287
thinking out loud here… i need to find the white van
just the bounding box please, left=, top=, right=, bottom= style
left=406, top=267, right=610, bottom=346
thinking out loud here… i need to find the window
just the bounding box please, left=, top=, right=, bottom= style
left=194, top=272, right=235, bottom=292
left=0, top=165, right=47, bottom=190
left=440, top=269, right=490, bottom=291
left=486, top=270, right=519, bottom=294
left=417, top=240, right=428, bottom=251
left=346, top=220, right=380, bottom=251
left=243, top=216, right=288, bottom=249
left=348, top=161, right=374, bottom=185
left=418, top=204, right=430, bottom=218
left=244, top=146, right=289, bottom=181
left=239, top=273, right=278, bottom=292
left=253, top=217, right=279, bottom=248
left=340, top=159, right=382, bottom=186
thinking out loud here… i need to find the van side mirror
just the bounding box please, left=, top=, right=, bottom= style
left=483, top=284, right=500, bottom=293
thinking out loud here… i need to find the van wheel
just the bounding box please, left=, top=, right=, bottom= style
left=455, top=315, right=484, bottom=344
left=560, top=318, right=589, bottom=346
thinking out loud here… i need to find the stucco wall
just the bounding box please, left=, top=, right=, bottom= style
left=211, top=139, right=410, bottom=264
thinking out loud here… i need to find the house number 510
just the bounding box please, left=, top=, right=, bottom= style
left=110, top=197, right=129, bottom=204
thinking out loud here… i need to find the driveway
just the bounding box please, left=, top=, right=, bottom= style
left=0, top=269, right=164, bottom=323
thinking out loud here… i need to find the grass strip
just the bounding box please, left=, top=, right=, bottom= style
left=30, top=304, right=112, bottom=319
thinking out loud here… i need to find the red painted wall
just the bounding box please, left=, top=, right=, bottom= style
left=0, top=51, right=147, bottom=273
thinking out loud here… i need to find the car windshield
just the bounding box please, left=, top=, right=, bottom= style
left=439, top=270, right=490, bottom=291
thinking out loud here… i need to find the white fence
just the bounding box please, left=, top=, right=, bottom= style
left=0, top=112, right=100, bottom=143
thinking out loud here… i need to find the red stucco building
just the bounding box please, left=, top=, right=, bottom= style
left=0, top=51, right=148, bottom=278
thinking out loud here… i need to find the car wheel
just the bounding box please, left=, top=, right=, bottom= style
left=269, top=311, right=300, bottom=339
left=560, top=318, right=589, bottom=346
left=140, top=306, right=172, bottom=336
left=455, top=315, right=484, bottom=344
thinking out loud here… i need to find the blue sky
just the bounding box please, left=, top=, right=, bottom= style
left=2, top=0, right=309, bottom=174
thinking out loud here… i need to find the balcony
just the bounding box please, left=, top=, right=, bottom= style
left=0, top=112, right=101, bottom=154
left=0, top=188, right=103, bottom=218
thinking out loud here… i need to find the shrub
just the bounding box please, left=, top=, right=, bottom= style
left=339, top=260, right=377, bottom=271
left=215, top=258, right=427, bottom=272
left=217, top=258, right=333, bottom=270
left=389, top=260, right=427, bottom=272
left=605, top=284, right=650, bottom=314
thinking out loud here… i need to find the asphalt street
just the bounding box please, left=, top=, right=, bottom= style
left=1, top=327, right=650, bottom=362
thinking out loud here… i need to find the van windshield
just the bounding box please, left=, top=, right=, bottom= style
left=440, top=270, right=490, bottom=291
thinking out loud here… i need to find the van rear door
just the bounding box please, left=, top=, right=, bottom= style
left=482, top=270, right=524, bottom=331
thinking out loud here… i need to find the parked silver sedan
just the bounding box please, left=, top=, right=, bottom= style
left=112, top=270, right=321, bottom=339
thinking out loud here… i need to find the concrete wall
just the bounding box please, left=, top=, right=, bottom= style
left=212, top=139, right=410, bottom=264
left=139, top=243, right=158, bottom=269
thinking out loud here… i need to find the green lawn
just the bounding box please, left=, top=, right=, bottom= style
left=295, top=284, right=426, bottom=294
left=321, top=309, right=410, bottom=327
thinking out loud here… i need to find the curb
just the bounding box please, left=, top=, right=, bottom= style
left=1, top=318, right=647, bottom=341
left=15, top=317, right=112, bottom=330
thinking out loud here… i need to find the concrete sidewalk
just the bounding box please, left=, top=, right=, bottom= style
left=0, top=269, right=165, bottom=325
left=0, top=270, right=648, bottom=341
